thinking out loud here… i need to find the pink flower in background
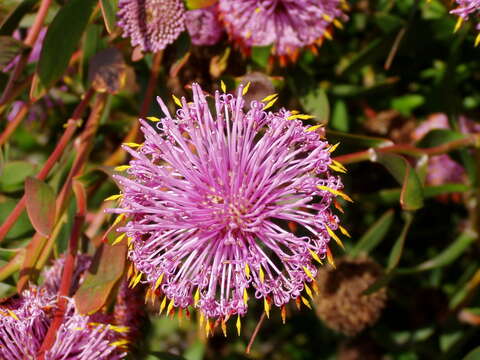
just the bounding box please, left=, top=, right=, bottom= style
left=117, top=0, right=186, bottom=53
left=185, top=5, right=223, bottom=46
left=109, top=83, right=348, bottom=323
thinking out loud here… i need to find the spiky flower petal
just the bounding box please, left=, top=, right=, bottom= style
left=117, top=0, right=186, bottom=53
left=110, top=83, right=347, bottom=322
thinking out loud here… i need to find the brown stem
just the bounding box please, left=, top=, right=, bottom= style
left=0, top=0, right=52, bottom=106
left=0, top=89, right=94, bottom=244
left=245, top=312, right=266, bottom=355
left=36, top=181, right=86, bottom=360
left=104, top=51, right=163, bottom=166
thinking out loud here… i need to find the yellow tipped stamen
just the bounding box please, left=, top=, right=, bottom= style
left=311, top=280, right=319, bottom=295
left=127, top=237, right=133, bottom=248
left=333, top=199, right=344, bottom=213
left=304, top=283, right=314, bottom=299
left=199, top=312, right=205, bottom=327
left=475, top=33, right=480, bottom=47
left=262, top=96, right=278, bottom=111
left=295, top=297, right=301, bottom=310
left=309, top=249, right=323, bottom=265
left=281, top=305, right=287, bottom=324
left=326, top=247, right=336, bottom=268
left=287, top=114, right=315, bottom=120
left=167, top=299, right=175, bottom=315
left=290, top=110, right=300, bottom=115
left=146, top=116, right=161, bottom=122
left=194, top=288, right=200, bottom=306
left=301, top=296, right=312, bottom=309
left=262, top=93, right=278, bottom=102
left=306, top=125, right=323, bottom=132
left=333, top=19, right=344, bottom=29
left=7, top=310, right=19, bottom=321
left=303, top=266, right=315, bottom=281
left=172, top=94, right=182, bottom=107
left=110, top=325, right=129, bottom=333
left=236, top=315, right=241, bottom=336
left=243, top=288, right=249, bottom=304
left=255, top=7, right=261, bottom=13
left=123, top=142, right=142, bottom=148
left=127, top=263, right=134, bottom=279
left=242, top=81, right=251, bottom=95
left=220, top=80, right=227, bottom=93
left=328, top=142, right=340, bottom=153
left=259, top=265, right=265, bottom=283
left=339, top=225, right=351, bottom=238
left=329, top=163, right=347, bottom=173
left=245, top=263, right=250, bottom=278
left=325, top=225, right=345, bottom=249
left=114, top=165, right=131, bottom=172
left=145, top=288, right=152, bottom=304
left=245, top=30, right=252, bottom=39
left=110, top=339, right=130, bottom=347
left=332, top=160, right=348, bottom=172
left=154, top=274, right=164, bottom=291
left=222, top=320, right=227, bottom=337
left=104, top=194, right=122, bottom=201
left=316, top=185, right=353, bottom=202
left=111, top=233, right=126, bottom=246
left=131, top=272, right=142, bottom=288
left=159, top=297, right=167, bottom=314
left=324, top=30, right=332, bottom=40
left=264, top=297, right=270, bottom=318
left=112, top=214, right=125, bottom=227
left=454, top=17, right=463, bottom=33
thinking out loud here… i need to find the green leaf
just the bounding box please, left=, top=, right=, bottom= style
left=251, top=45, right=272, bottom=68
left=0, top=282, right=16, bottom=299
left=417, top=129, right=466, bottom=148
left=0, top=0, right=38, bottom=36
left=387, top=212, right=414, bottom=270
left=399, top=232, right=476, bottom=273
left=330, top=99, right=349, bottom=132
left=326, top=130, right=393, bottom=149
left=0, top=248, right=25, bottom=281
left=391, top=94, right=425, bottom=116
left=351, top=209, right=395, bottom=257
left=300, top=87, right=329, bottom=124
left=463, top=347, right=480, bottom=360
left=0, top=199, right=33, bottom=240
left=99, top=0, right=117, bottom=34
left=185, top=0, right=217, bottom=10
left=0, top=36, right=27, bottom=68
left=24, top=177, right=56, bottom=237
left=0, top=161, right=36, bottom=193
left=374, top=152, right=424, bottom=211
left=0, top=248, right=19, bottom=261
left=37, top=0, right=97, bottom=89
left=74, top=241, right=127, bottom=315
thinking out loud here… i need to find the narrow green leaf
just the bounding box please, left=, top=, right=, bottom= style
left=74, top=241, right=127, bottom=315
left=0, top=249, right=25, bottom=281
left=0, top=36, right=27, bottom=68
left=25, top=177, right=56, bottom=237
left=330, top=99, right=349, bottom=132
left=0, top=161, right=36, bottom=193
left=374, top=152, right=424, bottom=211
left=300, top=87, right=329, bottom=124
left=463, top=346, right=480, bottom=360
left=0, top=198, right=33, bottom=239
left=326, top=130, right=393, bottom=149
left=351, top=209, right=395, bottom=257
left=0, top=248, right=19, bottom=261
left=399, top=232, right=476, bottom=273
left=417, top=129, right=466, bottom=148
left=387, top=212, right=413, bottom=270
left=251, top=45, right=272, bottom=68
left=0, top=0, right=38, bottom=36
left=37, top=0, right=97, bottom=89
left=99, top=0, right=117, bottom=34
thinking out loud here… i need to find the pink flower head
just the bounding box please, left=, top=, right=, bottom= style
left=109, top=83, right=348, bottom=325
left=186, top=5, right=223, bottom=46
left=0, top=287, right=126, bottom=360
left=218, top=0, right=347, bottom=59
left=41, top=254, right=92, bottom=295
left=451, top=1, right=480, bottom=31
left=117, top=0, right=186, bottom=53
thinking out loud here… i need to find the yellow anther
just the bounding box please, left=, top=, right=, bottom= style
left=316, top=185, right=353, bottom=202
left=323, top=14, right=332, bottom=22
left=112, top=214, right=125, bottom=226
left=290, top=110, right=300, bottom=115
left=245, top=263, right=250, bottom=278
left=114, top=165, right=131, bottom=172
left=301, top=296, right=312, bottom=309
left=309, top=249, right=323, bottom=265
left=111, top=233, right=126, bottom=245
left=167, top=298, right=175, bottom=315
left=123, top=142, right=142, bottom=148
left=325, top=225, right=345, bottom=250
left=199, top=312, right=205, bottom=326
left=328, top=142, right=340, bottom=153
left=303, top=266, right=315, bottom=281
left=262, top=96, right=278, bottom=111
left=259, top=265, right=265, bottom=283
left=287, top=114, right=315, bottom=120
left=221, top=320, right=227, bottom=337
left=306, top=125, right=323, bottom=132
left=475, top=33, right=480, bottom=47
left=242, top=82, right=251, bottom=95
left=332, top=160, right=348, bottom=172
left=262, top=93, right=278, bottom=102
left=131, top=272, right=142, bottom=288
left=127, top=237, right=133, bottom=247
left=304, top=283, right=314, bottom=299
left=329, top=163, right=347, bottom=173
left=172, top=94, right=182, bottom=107
left=220, top=80, right=227, bottom=93
left=159, top=297, right=167, bottom=314
left=243, top=288, right=249, bottom=304
left=110, top=339, right=130, bottom=347
left=281, top=305, right=287, bottom=324
left=145, top=289, right=152, bottom=304
left=255, top=7, right=262, bottom=13
left=7, top=310, right=19, bottom=321
left=245, top=30, right=252, bottom=39
left=146, top=116, right=161, bottom=122
left=311, top=280, right=319, bottom=295
left=194, top=288, right=200, bottom=306
left=264, top=297, right=270, bottom=318
left=324, top=30, right=332, bottom=40
left=104, top=194, right=122, bottom=201
left=127, top=263, right=134, bottom=279
left=326, top=247, right=336, bottom=268
left=154, top=274, right=164, bottom=291
left=236, top=315, right=241, bottom=336
left=454, top=17, right=463, bottom=33
left=333, top=19, right=344, bottom=29
left=339, top=225, right=351, bottom=238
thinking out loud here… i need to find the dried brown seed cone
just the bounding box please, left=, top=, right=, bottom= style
left=314, top=256, right=387, bottom=336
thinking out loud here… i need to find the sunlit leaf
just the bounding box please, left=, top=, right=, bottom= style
left=25, top=177, right=56, bottom=237
left=0, top=0, right=38, bottom=36
left=300, top=87, right=329, bottom=125
left=99, top=0, right=118, bottom=34
left=0, top=161, right=36, bottom=193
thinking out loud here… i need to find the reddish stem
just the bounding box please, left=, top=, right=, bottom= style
left=0, top=89, right=94, bottom=244
left=246, top=312, right=266, bottom=355
left=0, top=102, right=30, bottom=145
left=36, top=181, right=86, bottom=359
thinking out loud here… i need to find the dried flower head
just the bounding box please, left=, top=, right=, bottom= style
left=117, top=0, right=186, bottom=53
left=109, top=83, right=349, bottom=329
left=218, top=0, right=347, bottom=60
left=186, top=5, right=223, bottom=46
left=314, top=257, right=387, bottom=336
left=451, top=0, right=480, bottom=44
left=0, top=287, right=126, bottom=359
